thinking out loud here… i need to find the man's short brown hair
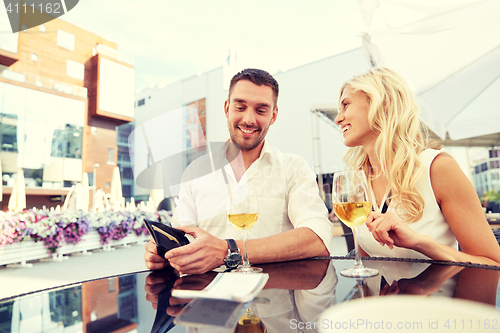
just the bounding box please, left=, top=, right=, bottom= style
left=229, top=68, right=279, bottom=105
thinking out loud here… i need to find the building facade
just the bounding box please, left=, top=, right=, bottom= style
left=0, top=13, right=134, bottom=210
left=472, top=148, right=500, bottom=196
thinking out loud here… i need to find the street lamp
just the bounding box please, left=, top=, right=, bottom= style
left=92, top=163, right=100, bottom=197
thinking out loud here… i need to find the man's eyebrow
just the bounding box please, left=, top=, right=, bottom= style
left=232, top=99, right=271, bottom=108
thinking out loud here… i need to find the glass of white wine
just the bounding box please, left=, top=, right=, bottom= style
left=233, top=307, right=267, bottom=332
left=227, top=184, right=262, bottom=273
left=332, top=170, right=378, bottom=278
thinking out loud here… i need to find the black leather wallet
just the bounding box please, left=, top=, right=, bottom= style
left=149, top=267, right=179, bottom=333
left=143, top=219, right=190, bottom=257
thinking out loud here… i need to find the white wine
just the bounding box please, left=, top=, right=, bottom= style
left=228, top=213, right=258, bottom=231
left=234, top=310, right=267, bottom=333
left=334, top=202, right=372, bottom=227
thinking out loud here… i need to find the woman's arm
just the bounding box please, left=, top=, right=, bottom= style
left=428, top=154, right=500, bottom=264
left=366, top=154, right=500, bottom=265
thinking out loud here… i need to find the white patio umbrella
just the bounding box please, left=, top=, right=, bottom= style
left=110, top=166, right=123, bottom=210
left=81, top=172, right=90, bottom=211
left=62, top=184, right=86, bottom=211
left=126, top=197, right=137, bottom=212
left=149, top=163, right=164, bottom=210
left=8, top=169, right=26, bottom=212
left=92, top=188, right=109, bottom=212
left=357, top=0, right=500, bottom=145
left=8, top=177, right=17, bottom=212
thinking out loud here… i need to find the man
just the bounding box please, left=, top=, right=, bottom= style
left=144, top=68, right=332, bottom=274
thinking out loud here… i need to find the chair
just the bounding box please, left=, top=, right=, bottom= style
left=492, top=228, right=500, bottom=246
left=157, top=197, right=173, bottom=212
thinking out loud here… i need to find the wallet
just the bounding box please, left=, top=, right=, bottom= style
left=149, top=267, right=179, bottom=333
left=143, top=219, right=190, bottom=258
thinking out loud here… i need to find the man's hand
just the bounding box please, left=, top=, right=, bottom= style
left=165, top=226, right=228, bottom=275
left=144, top=268, right=179, bottom=309
left=144, top=237, right=170, bottom=271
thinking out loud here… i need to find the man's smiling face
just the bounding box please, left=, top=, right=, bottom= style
left=224, top=80, right=278, bottom=152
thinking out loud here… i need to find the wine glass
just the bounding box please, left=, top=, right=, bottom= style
left=332, top=170, right=378, bottom=278
left=227, top=184, right=262, bottom=273
left=233, top=307, right=267, bottom=333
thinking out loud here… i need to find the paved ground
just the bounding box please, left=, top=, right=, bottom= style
left=0, top=243, right=148, bottom=300
left=0, top=225, right=348, bottom=300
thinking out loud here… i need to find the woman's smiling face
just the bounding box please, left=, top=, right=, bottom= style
left=335, top=87, right=378, bottom=148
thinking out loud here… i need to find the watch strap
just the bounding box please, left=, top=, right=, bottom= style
left=224, top=239, right=240, bottom=270
left=226, top=239, right=238, bottom=253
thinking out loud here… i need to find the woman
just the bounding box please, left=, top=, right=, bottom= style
left=334, top=67, right=500, bottom=265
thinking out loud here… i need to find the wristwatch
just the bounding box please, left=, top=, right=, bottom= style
left=224, top=239, right=241, bottom=270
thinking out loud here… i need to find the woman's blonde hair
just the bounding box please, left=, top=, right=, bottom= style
left=339, top=67, right=426, bottom=222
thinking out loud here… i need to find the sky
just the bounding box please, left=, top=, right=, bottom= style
left=62, top=0, right=366, bottom=91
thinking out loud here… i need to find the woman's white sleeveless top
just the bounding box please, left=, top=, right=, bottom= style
left=358, top=149, right=459, bottom=259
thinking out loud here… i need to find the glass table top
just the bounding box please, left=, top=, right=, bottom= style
left=1, top=257, right=499, bottom=333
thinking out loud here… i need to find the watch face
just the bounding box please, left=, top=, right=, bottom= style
left=225, top=252, right=241, bottom=268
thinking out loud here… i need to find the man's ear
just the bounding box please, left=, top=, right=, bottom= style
left=224, top=100, right=230, bottom=119
left=270, top=106, right=278, bottom=125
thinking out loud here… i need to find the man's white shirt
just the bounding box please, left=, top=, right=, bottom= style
left=171, top=141, right=332, bottom=254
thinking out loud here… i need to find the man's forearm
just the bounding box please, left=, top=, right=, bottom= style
left=236, top=227, right=329, bottom=264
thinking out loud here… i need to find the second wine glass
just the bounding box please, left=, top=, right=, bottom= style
left=332, top=170, right=378, bottom=278
left=227, top=184, right=262, bottom=273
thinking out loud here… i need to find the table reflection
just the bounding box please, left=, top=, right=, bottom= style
left=0, top=276, right=137, bottom=333
left=0, top=258, right=499, bottom=333
left=144, top=259, right=337, bottom=332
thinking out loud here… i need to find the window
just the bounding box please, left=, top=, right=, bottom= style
left=137, top=99, right=145, bottom=106
left=481, top=163, right=488, bottom=172
left=107, top=148, right=115, bottom=164
left=66, top=60, right=84, bottom=80
left=50, top=124, right=83, bottom=159
left=1, top=121, right=18, bottom=152
left=57, top=30, right=75, bottom=51
left=117, top=146, right=130, bottom=162
left=117, top=132, right=129, bottom=145
left=490, top=160, right=500, bottom=169
left=122, top=185, right=132, bottom=197
left=122, top=167, right=132, bottom=180
left=31, top=54, right=38, bottom=61
left=48, top=287, right=82, bottom=328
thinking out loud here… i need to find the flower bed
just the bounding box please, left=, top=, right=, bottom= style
left=0, top=209, right=172, bottom=256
